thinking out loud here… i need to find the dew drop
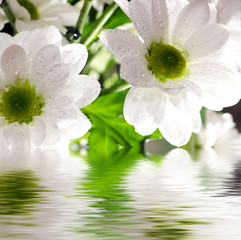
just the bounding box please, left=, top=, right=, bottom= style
left=39, top=53, right=44, bottom=61
left=66, top=28, right=81, bottom=41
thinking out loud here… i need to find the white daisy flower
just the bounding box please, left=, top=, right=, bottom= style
left=99, top=0, right=241, bottom=146
left=0, top=26, right=100, bottom=150
left=196, top=110, right=241, bottom=151
left=92, top=0, right=113, bottom=12
left=6, top=0, right=79, bottom=33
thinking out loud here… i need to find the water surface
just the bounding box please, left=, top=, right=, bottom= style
left=0, top=144, right=241, bottom=239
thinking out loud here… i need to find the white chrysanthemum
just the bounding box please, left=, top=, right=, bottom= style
left=196, top=110, right=241, bottom=151
left=99, top=0, right=241, bottom=146
left=92, top=0, right=113, bottom=12
left=0, top=26, right=100, bottom=150
left=6, top=0, right=79, bottom=33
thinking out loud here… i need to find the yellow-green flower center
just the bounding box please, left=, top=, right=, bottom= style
left=146, top=42, right=187, bottom=82
left=0, top=81, right=45, bottom=124
left=17, top=0, right=39, bottom=20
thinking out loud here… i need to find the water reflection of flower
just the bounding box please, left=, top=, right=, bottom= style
left=195, top=110, right=241, bottom=178
left=127, top=144, right=241, bottom=239
left=0, top=147, right=89, bottom=240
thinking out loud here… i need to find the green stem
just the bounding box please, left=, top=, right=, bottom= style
left=1, top=0, right=17, bottom=35
left=81, top=2, right=118, bottom=47
left=200, top=107, right=206, bottom=126
left=76, top=0, right=92, bottom=35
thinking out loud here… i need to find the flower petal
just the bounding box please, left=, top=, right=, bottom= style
left=61, top=43, right=88, bottom=74
left=8, top=0, right=30, bottom=21
left=30, top=44, right=61, bottom=85
left=120, top=56, right=158, bottom=87
left=114, top=0, right=129, bottom=16
left=30, top=116, right=45, bottom=146
left=15, top=19, right=48, bottom=32
left=63, top=111, right=91, bottom=139
left=14, top=26, right=62, bottom=57
left=183, top=24, right=229, bottom=59
left=172, top=0, right=210, bottom=45
left=99, top=29, right=146, bottom=61
left=0, top=33, right=15, bottom=56
left=202, top=92, right=223, bottom=111
left=65, top=75, right=100, bottom=108
left=43, top=125, right=61, bottom=145
left=151, top=0, right=169, bottom=42
left=36, top=63, right=69, bottom=98
left=1, top=44, right=28, bottom=84
left=159, top=99, right=193, bottom=147
left=124, top=87, right=167, bottom=127
left=3, top=122, right=30, bottom=145
left=189, top=62, right=241, bottom=108
left=134, top=118, right=159, bottom=136
left=128, top=0, right=153, bottom=46
left=41, top=3, right=79, bottom=26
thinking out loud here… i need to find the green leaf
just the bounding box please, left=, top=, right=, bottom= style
left=81, top=89, right=145, bottom=156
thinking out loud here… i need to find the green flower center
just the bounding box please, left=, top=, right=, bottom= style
left=0, top=81, right=45, bottom=124
left=146, top=42, right=187, bottom=82
left=17, top=0, right=39, bottom=20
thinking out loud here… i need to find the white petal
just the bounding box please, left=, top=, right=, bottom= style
left=166, top=0, right=189, bottom=37
left=44, top=98, right=79, bottom=129
left=61, top=43, right=88, bottom=74
left=1, top=44, right=28, bottom=84
left=43, top=125, right=61, bottom=145
left=189, top=62, right=241, bottom=108
left=192, top=111, right=201, bottom=133
left=65, top=75, right=100, bottom=108
left=120, top=56, right=158, bottom=87
left=172, top=0, right=210, bottom=45
left=0, top=33, right=15, bottom=56
left=15, top=19, right=48, bottom=32
left=38, top=26, right=63, bottom=47
left=36, top=63, right=69, bottom=98
left=53, top=105, right=78, bottom=129
left=134, top=118, right=158, bottom=136
left=124, top=87, right=167, bottom=127
left=183, top=24, right=229, bottom=59
left=151, top=0, right=169, bottom=42
left=30, top=44, right=61, bottom=85
left=3, top=122, right=30, bottom=145
left=63, top=111, right=91, bottom=139
left=128, top=0, right=153, bottom=46
left=99, top=29, right=146, bottom=61
left=114, top=0, right=129, bottom=16
left=159, top=99, right=193, bottom=147
left=30, top=116, right=45, bottom=146
left=14, top=26, right=62, bottom=56
left=202, top=92, right=223, bottom=111
left=41, top=3, right=79, bottom=26
left=216, top=0, right=241, bottom=25
left=7, top=0, right=30, bottom=20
